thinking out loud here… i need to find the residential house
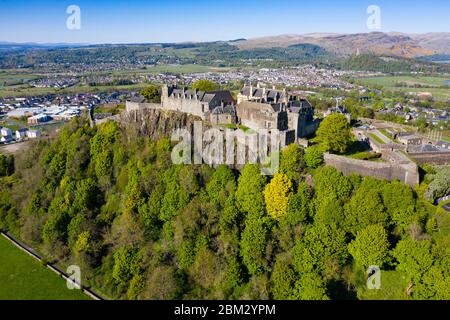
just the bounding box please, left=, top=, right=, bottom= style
left=1, top=127, right=13, bottom=136
left=28, top=114, right=52, bottom=125
left=16, top=128, right=29, bottom=139
left=0, top=135, right=13, bottom=143
left=27, top=130, right=41, bottom=139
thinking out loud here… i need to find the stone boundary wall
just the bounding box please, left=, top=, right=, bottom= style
left=408, top=152, right=450, bottom=165
left=324, top=153, right=419, bottom=187
left=125, top=101, right=162, bottom=113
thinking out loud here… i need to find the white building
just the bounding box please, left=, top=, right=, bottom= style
left=1, top=127, right=13, bottom=136
left=0, top=135, right=13, bottom=143
left=27, top=130, right=41, bottom=139
left=16, top=128, right=29, bottom=139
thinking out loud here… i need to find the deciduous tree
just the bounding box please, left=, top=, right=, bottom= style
left=315, top=113, right=353, bottom=154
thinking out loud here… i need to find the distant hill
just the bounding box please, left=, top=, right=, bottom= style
left=232, top=32, right=450, bottom=58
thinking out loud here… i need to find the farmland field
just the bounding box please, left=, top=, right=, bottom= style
left=144, top=64, right=231, bottom=74
left=0, top=64, right=236, bottom=98
left=360, top=76, right=450, bottom=99
left=0, top=236, right=89, bottom=300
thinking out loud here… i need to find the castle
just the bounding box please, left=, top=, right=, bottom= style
left=126, top=84, right=319, bottom=146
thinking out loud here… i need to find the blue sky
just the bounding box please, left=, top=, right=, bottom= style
left=0, top=0, right=449, bottom=44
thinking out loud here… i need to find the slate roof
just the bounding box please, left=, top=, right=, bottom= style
left=241, top=86, right=287, bottom=101
left=129, top=96, right=146, bottom=103
left=211, top=105, right=236, bottom=115
left=437, top=141, right=450, bottom=150
left=409, top=144, right=448, bottom=153
left=237, top=101, right=283, bottom=114
left=169, top=89, right=233, bottom=104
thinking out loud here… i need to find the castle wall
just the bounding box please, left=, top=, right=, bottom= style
left=324, top=153, right=419, bottom=187
left=126, top=99, right=207, bottom=119
left=126, top=101, right=162, bottom=112
left=210, top=114, right=236, bottom=125
left=408, top=152, right=450, bottom=165
left=162, top=96, right=208, bottom=119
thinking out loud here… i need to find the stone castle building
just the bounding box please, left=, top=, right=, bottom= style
left=236, top=84, right=319, bottom=140
left=126, top=84, right=319, bottom=146
left=127, top=85, right=235, bottom=123
left=237, top=84, right=289, bottom=104
left=161, top=85, right=235, bottom=120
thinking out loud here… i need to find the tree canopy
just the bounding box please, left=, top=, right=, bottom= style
left=0, top=116, right=448, bottom=300
left=192, top=80, right=219, bottom=92
left=140, top=85, right=161, bottom=103
left=315, top=113, right=353, bottom=154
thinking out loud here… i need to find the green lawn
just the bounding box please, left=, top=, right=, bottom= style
left=369, top=133, right=386, bottom=144
left=357, top=270, right=409, bottom=300
left=0, top=236, right=89, bottom=300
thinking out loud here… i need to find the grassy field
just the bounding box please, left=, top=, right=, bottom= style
left=0, top=236, right=89, bottom=300
left=360, top=76, right=450, bottom=99
left=144, top=64, right=231, bottom=74
left=0, top=64, right=236, bottom=98
left=0, top=69, right=41, bottom=85
left=369, top=133, right=386, bottom=144
left=357, top=270, right=409, bottom=300
left=0, top=82, right=152, bottom=98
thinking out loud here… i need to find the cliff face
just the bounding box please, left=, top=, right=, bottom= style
left=118, top=109, right=204, bottom=141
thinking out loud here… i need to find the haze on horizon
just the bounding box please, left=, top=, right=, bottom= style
left=0, top=0, right=449, bottom=44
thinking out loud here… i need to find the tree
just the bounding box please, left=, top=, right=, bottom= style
left=304, top=145, right=323, bottom=169
left=313, top=166, right=353, bottom=202
left=221, top=256, right=243, bottom=298
left=314, top=194, right=346, bottom=228
left=381, top=180, right=417, bottom=233
left=292, top=272, right=329, bottom=300
left=283, top=182, right=312, bottom=226
left=315, top=113, right=353, bottom=154
left=264, top=173, right=293, bottom=220
left=392, top=238, right=434, bottom=284
left=160, top=178, right=190, bottom=222
left=236, top=164, right=266, bottom=216
left=140, top=85, right=161, bottom=103
left=127, top=274, right=145, bottom=300
left=206, top=165, right=235, bottom=206
left=344, top=186, right=388, bottom=235
left=0, top=154, right=14, bottom=177
left=112, top=247, right=143, bottom=287
left=192, top=80, right=219, bottom=92
left=188, top=247, right=223, bottom=290
left=270, top=255, right=296, bottom=300
left=141, top=266, right=180, bottom=300
left=424, top=167, right=450, bottom=203
left=292, top=223, right=348, bottom=277
left=74, top=231, right=92, bottom=253
left=348, top=224, right=390, bottom=268
left=240, top=214, right=270, bottom=275
left=279, top=144, right=304, bottom=182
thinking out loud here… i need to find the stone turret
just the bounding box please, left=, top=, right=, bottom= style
left=282, top=88, right=288, bottom=104
left=161, top=84, right=169, bottom=107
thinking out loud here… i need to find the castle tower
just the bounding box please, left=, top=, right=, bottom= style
left=161, top=84, right=169, bottom=108
left=282, top=88, right=288, bottom=105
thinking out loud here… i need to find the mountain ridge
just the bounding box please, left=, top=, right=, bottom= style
left=232, top=32, right=450, bottom=58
